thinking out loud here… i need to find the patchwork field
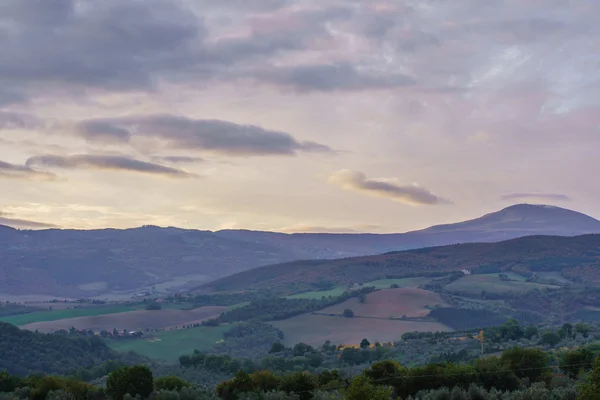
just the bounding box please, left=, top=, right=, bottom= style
left=271, top=313, right=450, bottom=346
left=20, top=306, right=227, bottom=333
left=320, top=288, right=447, bottom=318
left=0, top=304, right=142, bottom=326
left=362, top=277, right=433, bottom=289
left=446, top=273, right=560, bottom=296
left=109, top=325, right=232, bottom=362
left=287, top=287, right=347, bottom=300
left=287, top=277, right=432, bottom=300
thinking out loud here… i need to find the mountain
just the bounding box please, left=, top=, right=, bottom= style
left=1, top=204, right=599, bottom=298
left=200, top=234, right=600, bottom=294
left=214, top=204, right=600, bottom=255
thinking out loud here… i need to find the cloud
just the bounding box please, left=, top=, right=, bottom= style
left=251, top=63, right=416, bottom=92
left=0, top=160, right=56, bottom=180
left=279, top=224, right=381, bottom=233
left=151, top=155, right=206, bottom=164
left=75, top=115, right=333, bottom=156
left=501, top=193, right=573, bottom=202
left=25, top=154, right=197, bottom=178
left=328, top=170, right=449, bottom=206
left=0, top=211, right=57, bottom=229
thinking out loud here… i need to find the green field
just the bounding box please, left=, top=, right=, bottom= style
left=287, top=277, right=432, bottom=300
left=286, top=287, right=347, bottom=299
left=536, top=271, right=573, bottom=284
left=108, top=325, right=232, bottom=362
left=0, top=305, right=142, bottom=326
left=363, top=277, right=432, bottom=289
left=446, top=273, right=560, bottom=296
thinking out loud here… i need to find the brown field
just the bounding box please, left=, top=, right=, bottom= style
left=271, top=313, right=450, bottom=346
left=21, top=306, right=226, bottom=333
left=320, top=288, right=447, bottom=318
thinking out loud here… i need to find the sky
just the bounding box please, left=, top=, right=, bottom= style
left=0, top=0, right=599, bottom=233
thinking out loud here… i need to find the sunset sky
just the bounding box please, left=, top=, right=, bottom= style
left=1, top=0, right=599, bottom=233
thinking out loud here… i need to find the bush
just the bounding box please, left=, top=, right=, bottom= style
left=342, top=309, right=354, bottom=318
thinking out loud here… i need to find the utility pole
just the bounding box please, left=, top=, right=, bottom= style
left=476, top=330, right=485, bottom=356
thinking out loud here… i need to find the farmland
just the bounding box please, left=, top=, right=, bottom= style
left=0, top=304, right=142, bottom=326
left=271, top=313, right=450, bottom=346
left=445, top=273, right=560, bottom=296
left=108, top=325, right=232, bottom=362
left=20, top=306, right=227, bottom=333
left=319, top=288, right=447, bottom=318
left=286, top=277, right=432, bottom=300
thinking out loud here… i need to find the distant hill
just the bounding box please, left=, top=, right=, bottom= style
left=201, top=234, right=600, bottom=293
left=1, top=204, right=599, bottom=298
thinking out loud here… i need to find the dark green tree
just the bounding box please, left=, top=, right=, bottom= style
left=154, top=376, right=191, bottom=391
left=560, top=348, right=595, bottom=379
left=360, top=338, right=371, bottom=349
left=539, top=331, right=561, bottom=347
left=269, top=342, right=286, bottom=353
left=500, top=347, right=550, bottom=383
left=106, top=365, right=154, bottom=400
left=343, top=309, right=354, bottom=318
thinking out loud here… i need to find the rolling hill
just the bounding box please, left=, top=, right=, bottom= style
left=200, top=234, right=600, bottom=293
left=1, top=204, right=599, bottom=298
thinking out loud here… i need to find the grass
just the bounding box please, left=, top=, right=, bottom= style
left=287, top=276, right=432, bottom=299
left=446, top=273, right=560, bottom=296
left=108, top=325, right=233, bottom=362
left=286, top=287, right=347, bottom=300
left=363, top=277, right=432, bottom=289
left=0, top=305, right=142, bottom=326
left=536, top=271, right=573, bottom=284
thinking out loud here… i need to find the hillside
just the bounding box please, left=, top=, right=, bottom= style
left=0, top=322, right=134, bottom=376
left=201, top=234, right=600, bottom=293
left=1, top=204, right=599, bottom=298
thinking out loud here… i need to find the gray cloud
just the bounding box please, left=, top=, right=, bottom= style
left=0, top=160, right=55, bottom=180
left=26, top=154, right=197, bottom=178
left=501, top=193, right=572, bottom=202
left=0, top=212, right=57, bottom=229
left=151, top=155, right=206, bottom=164
left=0, top=1, right=358, bottom=104
left=76, top=115, right=333, bottom=156
left=0, top=111, right=43, bottom=130
left=252, top=63, right=415, bottom=92
left=329, top=170, right=449, bottom=206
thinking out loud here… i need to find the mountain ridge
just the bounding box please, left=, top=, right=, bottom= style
left=1, top=204, right=599, bottom=298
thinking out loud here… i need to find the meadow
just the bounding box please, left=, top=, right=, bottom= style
left=108, top=325, right=232, bottom=362
left=0, top=304, right=142, bottom=326
left=319, top=288, right=447, bottom=319
left=446, top=273, right=560, bottom=296
left=286, top=276, right=432, bottom=300
left=20, top=306, right=227, bottom=333
left=271, top=313, right=450, bottom=346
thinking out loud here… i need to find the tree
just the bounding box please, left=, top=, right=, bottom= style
left=524, top=325, right=538, bottom=339
left=145, top=302, right=162, bottom=311
left=358, top=293, right=367, bottom=304
left=579, top=354, right=600, bottom=400
left=360, top=338, right=371, bottom=349
left=576, top=322, right=591, bottom=338
left=293, top=342, right=314, bottom=357
left=279, top=371, right=317, bottom=400
left=106, top=365, right=154, bottom=400
left=154, top=376, right=191, bottom=391
left=343, top=309, right=354, bottom=318
left=344, top=376, right=392, bottom=400
left=269, top=342, right=286, bottom=353
left=560, top=348, right=595, bottom=379
left=500, top=347, right=550, bottom=383
left=539, top=331, right=561, bottom=347
left=561, top=322, right=573, bottom=338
